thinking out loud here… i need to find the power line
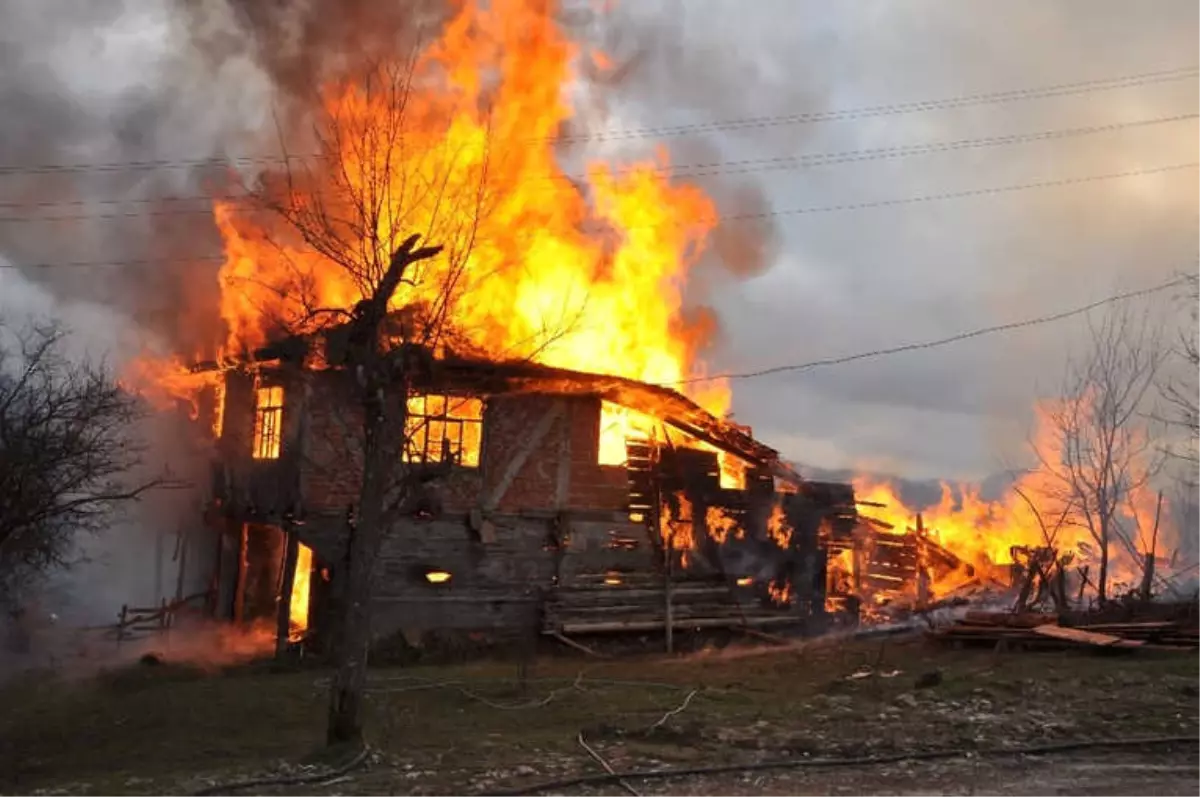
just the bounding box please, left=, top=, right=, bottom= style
left=2, top=114, right=1194, bottom=223
left=1, top=161, right=1193, bottom=229
left=0, top=66, right=1195, bottom=177
left=655, top=113, right=1196, bottom=179
left=724, top=163, right=1199, bottom=222
left=567, top=66, right=1200, bottom=143
left=665, top=276, right=1194, bottom=386
left=0, top=255, right=225, bottom=270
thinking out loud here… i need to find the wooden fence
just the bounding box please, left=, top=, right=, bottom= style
left=105, top=591, right=213, bottom=648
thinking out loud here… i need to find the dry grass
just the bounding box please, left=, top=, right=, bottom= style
left=0, top=635, right=1196, bottom=795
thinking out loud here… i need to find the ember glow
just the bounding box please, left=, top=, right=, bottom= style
left=289, top=543, right=313, bottom=641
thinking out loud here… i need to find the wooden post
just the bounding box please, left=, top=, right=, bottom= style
left=233, top=523, right=249, bottom=624
left=276, top=525, right=301, bottom=659
left=154, top=524, right=165, bottom=607
left=664, top=537, right=675, bottom=654
left=1141, top=490, right=1164, bottom=602
left=116, top=605, right=128, bottom=649
left=174, top=524, right=189, bottom=606
left=160, top=597, right=170, bottom=649
left=915, top=513, right=929, bottom=608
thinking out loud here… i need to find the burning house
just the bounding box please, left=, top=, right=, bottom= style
left=191, top=321, right=861, bottom=651
left=117, top=1, right=1184, bottom=657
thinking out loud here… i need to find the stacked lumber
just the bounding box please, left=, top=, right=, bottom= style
left=929, top=609, right=1199, bottom=652
left=542, top=573, right=800, bottom=635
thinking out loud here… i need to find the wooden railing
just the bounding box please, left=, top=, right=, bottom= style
left=109, top=591, right=213, bottom=647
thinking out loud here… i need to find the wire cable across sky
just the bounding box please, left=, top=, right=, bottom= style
left=664, top=275, right=1195, bottom=386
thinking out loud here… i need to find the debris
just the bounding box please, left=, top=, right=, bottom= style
left=895, top=693, right=919, bottom=709
left=929, top=604, right=1199, bottom=653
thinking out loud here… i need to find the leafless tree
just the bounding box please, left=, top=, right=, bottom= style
left=1031, top=303, right=1165, bottom=602
left=1158, top=272, right=1198, bottom=460
left=0, top=322, right=162, bottom=607
left=231, top=53, right=577, bottom=745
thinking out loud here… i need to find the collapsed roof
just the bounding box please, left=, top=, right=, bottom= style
left=197, top=318, right=789, bottom=471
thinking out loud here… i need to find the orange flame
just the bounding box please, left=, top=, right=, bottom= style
left=209, top=0, right=727, bottom=421
left=766, top=501, right=791, bottom=549
left=288, top=543, right=313, bottom=641
left=852, top=397, right=1177, bottom=600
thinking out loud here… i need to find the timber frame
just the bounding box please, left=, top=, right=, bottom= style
left=191, top=325, right=859, bottom=652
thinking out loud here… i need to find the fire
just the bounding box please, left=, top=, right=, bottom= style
left=206, top=0, right=727, bottom=421
left=122, top=356, right=221, bottom=420
left=288, top=543, right=313, bottom=641
left=706, top=506, right=743, bottom=543
left=767, top=580, right=792, bottom=605
left=661, top=493, right=696, bottom=563
left=851, top=397, right=1178, bottom=601
left=425, top=570, right=453, bottom=584
left=598, top=402, right=749, bottom=488
left=766, top=501, right=791, bottom=549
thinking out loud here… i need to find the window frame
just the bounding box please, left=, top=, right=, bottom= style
left=403, top=393, right=484, bottom=468
left=252, top=384, right=285, bottom=460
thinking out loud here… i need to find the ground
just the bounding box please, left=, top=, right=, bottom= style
left=0, top=633, right=1196, bottom=795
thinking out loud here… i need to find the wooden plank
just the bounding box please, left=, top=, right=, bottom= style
left=1075, top=621, right=1177, bottom=632
left=1032, top=624, right=1128, bottom=647
left=555, top=614, right=804, bottom=635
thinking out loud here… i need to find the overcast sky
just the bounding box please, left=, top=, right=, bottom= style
left=1, top=0, right=1197, bottom=483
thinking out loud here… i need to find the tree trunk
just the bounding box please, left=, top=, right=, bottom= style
left=322, top=237, right=439, bottom=747
left=326, top=422, right=390, bottom=746
left=326, top=391, right=396, bottom=748
left=275, top=526, right=300, bottom=660
left=1097, top=543, right=1109, bottom=603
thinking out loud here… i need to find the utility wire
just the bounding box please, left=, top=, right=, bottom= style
left=46, top=113, right=1200, bottom=190
left=4, top=158, right=1195, bottom=225
left=564, top=66, right=1200, bottom=142
left=664, top=276, right=1195, bottom=386
left=0, top=254, right=225, bottom=270
left=0, top=66, right=1194, bottom=177
left=3, top=258, right=1191, bottom=391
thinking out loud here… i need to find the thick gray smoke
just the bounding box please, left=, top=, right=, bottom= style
left=0, top=0, right=805, bottom=659
left=0, top=264, right=215, bottom=677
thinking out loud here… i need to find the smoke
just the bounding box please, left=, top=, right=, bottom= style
left=0, top=260, right=215, bottom=644
left=0, top=0, right=274, bottom=358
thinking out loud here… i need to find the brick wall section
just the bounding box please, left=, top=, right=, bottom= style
left=218, top=369, right=633, bottom=517
left=299, top=374, right=365, bottom=511
left=215, top=367, right=308, bottom=516
left=484, top=394, right=629, bottom=513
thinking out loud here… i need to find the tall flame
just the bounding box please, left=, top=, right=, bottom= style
left=208, top=0, right=727, bottom=420
left=288, top=543, right=313, bottom=641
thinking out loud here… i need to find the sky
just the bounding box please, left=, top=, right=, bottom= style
left=1, top=0, right=1197, bottom=483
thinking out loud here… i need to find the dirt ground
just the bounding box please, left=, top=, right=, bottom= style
left=0, top=632, right=1196, bottom=795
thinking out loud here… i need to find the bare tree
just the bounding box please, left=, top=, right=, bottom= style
left=1159, top=272, right=1198, bottom=462
left=230, top=55, right=573, bottom=746
left=1031, top=303, right=1165, bottom=602
left=0, top=322, right=161, bottom=606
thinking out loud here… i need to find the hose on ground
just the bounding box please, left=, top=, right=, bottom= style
left=491, top=735, right=1199, bottom=796
left=191, top=743, right=370, bottom=796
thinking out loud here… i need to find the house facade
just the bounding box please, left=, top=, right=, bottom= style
left=193, top=329, right=859, bottom=651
